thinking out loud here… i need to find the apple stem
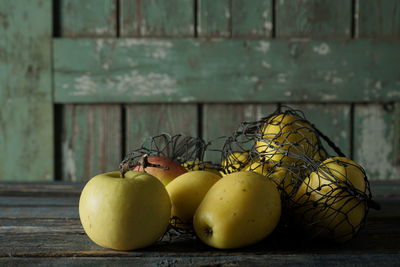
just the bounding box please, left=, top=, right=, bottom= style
left=119, top=154, right=169, bottom=177
left=140, top=154, right=169, bottom=171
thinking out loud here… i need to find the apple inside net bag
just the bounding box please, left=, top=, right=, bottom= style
left=220, top=106, right=380, bottom=242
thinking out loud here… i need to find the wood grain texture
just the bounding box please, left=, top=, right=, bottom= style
left=356, top=0, right=400, bottom=38
left=0, top=0, right=53, bottom=181
left=0, top=182, right=399, bottom=265
left=353, top=2, right=400, bottom=181
left=232, top=0, right=273, bottom=38
left=59, top=1, right=121, bottom=181
left=59, top=0, right=117, bottom=37
left=203, top=104, right=277, bottom=162
left=0, top=196, right=78, bottom=206
left=276, top=0, right=352, bottom=38
left=354, top=104, right=400, bottom=181
left=125, top=104, right=198, bottom=152
left=199, top=1, right=275, bottom=162
left=120, top=0, right=198, bottom=156
left=0, top=182, right=82, bottom=197
left=197, top=0, right=231, bottom=37
left=54, top=39, right=400, bottom=103
left=120, top=0, right=194, bottom=37
left=0, top=197, right=399, bottom=254
left=288, top=104, right=351, bottom=157
left=61, top=105, right=121, bottom=181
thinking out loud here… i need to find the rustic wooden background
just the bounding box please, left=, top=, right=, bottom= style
left=1, top=0, right=399, bottom=182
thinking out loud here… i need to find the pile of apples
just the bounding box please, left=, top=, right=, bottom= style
left=79, top=111, right=373, bottom=251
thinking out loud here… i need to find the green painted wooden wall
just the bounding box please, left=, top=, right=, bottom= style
left=1, top=0, right=399, bottom=182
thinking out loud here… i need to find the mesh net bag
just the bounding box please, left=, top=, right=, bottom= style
left=219, top=106, right=379, bottom=242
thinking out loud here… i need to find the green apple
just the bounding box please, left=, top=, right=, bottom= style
left=193, top=171, right=281, bottom=249
left=292, top=157, right=367, bottom=242
left=134, top=156, right=187, bottom=186
left=256, top=113, right=318, bottom=165
left=166, top=170, right=221, bottom=228
left=79, top=171, right=171, bottom=250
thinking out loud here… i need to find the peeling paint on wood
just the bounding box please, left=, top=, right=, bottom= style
left=59, top=0, right=123, bottom=182
left=354, top=104, right=400, bottom=180
left=119, top=0, right=198, bottom=153
left=0, top=0, right=53, bottom=181
left=62, top=105, right=121, bottom=182
left=54, top=39, right=400, bottom=103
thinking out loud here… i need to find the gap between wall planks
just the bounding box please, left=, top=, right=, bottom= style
left=59, top=0, right=122, bottom=182
left=0, top=0, right=53, bottom=181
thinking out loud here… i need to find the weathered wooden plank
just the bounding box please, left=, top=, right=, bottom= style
left=203, top=104, right=277, bottom=162
left=369, top=180, right=400, bottom=197
left=0, top=0, right=53, bottom=181
left=54, top=39, right=400, bottom=103
left=0, top=182, right=82, bottom=197
left=276, top=0, right=352, bottom=38
left=356, top=0, right=400, bottom=38
left=0, top=218, right=82, bottom=234
left=0, top=207, right=78, bottom=219
left=62, top=105, right=121, bottom=182
left=59, top=1, right=123, bottom=182
left=120, top=0, right=194, bottom=37
left=199, top=1, right=275, bottom=162
left=354, top=104, right=400, bottom=181
left=59, top=0, right=117, bottom=37
left=125, top=104, right=198, bottom=152
left=231, top=0, right=273, bottom=37
left=1, top=254, right=400, bottom=267
left=1, top=212, right=400, bottom=255
left=197, top=0, right=231, bottom=37
left=288, top=104, right=351, bottom=157
left=0, top=196, right=78, bottom=206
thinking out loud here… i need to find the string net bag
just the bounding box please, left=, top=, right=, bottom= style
left=119, top=133, right=216, bottom=239
left=220, top=106, right=379, bottom=242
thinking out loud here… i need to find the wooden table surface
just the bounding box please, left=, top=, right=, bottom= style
left=1, top=181, right=400, bottom=266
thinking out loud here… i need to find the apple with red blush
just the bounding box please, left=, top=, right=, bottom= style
left=127, top=155, right=187, bottom=186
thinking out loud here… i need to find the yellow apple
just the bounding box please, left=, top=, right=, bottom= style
left=182, top=160, right=222, bottom=177
left=220, top=151, right=250, bottom=175
left=193, top=171, right=281, bottom=249
left=292, top=157, right=367, bottom=242
left=256, top=113, right=318, bottom=165
left=166, top=171, right=221, bottom=228
left=79, top=171, right=171, bottom=250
